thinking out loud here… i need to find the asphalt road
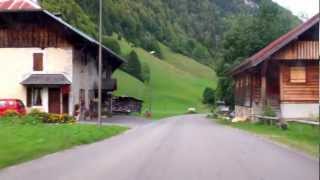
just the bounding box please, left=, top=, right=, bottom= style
left=0, top=114, right=318, bottom=180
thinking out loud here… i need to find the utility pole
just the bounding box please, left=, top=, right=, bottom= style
left=98, top=0, right=103, bottom=126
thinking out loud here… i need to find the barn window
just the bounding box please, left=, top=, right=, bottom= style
left=290, top=66, right=306, bottom=83
left=33, top=53, right=43, bottom=71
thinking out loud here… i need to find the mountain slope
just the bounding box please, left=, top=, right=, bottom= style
left=40, top=0, right=299, bottom=66
left=113, top=38, right=217, bottom=119
left=112, top=70, right=146, bottom=101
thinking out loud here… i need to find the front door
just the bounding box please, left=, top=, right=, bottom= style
left=267, top=62, right=280, bottom=106
left=63, top=94, right=69, bottom=114
left=49, top=88, right=61, bottom=114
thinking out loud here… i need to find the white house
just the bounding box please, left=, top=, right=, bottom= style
left=0, top=0, right=124, bottom=116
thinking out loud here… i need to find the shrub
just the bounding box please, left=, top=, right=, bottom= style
left=202, top=87, right=216, bottom=105
left=102, top=36, right=121, bottom=55
left=60, top=114, right=77, bottom=124
left=46, top=114, right=61, bottom=123
left=29, top=108, right=46, bottom=117
left=3, top=110, right=20, bottom=117
left=121, top=50, right=143, bottom=81
left=141, top=62, right=151, bottom=84
left=44, top=114, right=76, bottom=124
left=262, top=105, right=277, bottom=117
left=29, top=109, right=49, bottom=122
left=29, top=109, right=76, bottom=124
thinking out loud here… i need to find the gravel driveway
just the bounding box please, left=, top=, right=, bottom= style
left=0, top=114, right=318, bottom=180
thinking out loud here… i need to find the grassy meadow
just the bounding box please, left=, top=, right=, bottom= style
left=113, top=37, right=217, bottom=119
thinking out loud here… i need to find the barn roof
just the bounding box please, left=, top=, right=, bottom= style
left=230, top=13, right=320, bottom=76
left=0, top=0, right=40, bottom=10
left=114, top=96, right=144, bottom=102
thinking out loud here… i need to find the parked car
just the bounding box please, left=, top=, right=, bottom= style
left=216, top=101, right=230, bottom=115
left=0, top=99, right=27, bottom=117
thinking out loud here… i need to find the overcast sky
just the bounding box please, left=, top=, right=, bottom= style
left=272, top=0, right=319, bottom=19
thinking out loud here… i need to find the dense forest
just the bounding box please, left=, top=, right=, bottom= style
left=39, top=0, right=299, bottom=66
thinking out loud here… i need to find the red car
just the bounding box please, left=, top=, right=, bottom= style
left=0, top=99, right=27, bottom=117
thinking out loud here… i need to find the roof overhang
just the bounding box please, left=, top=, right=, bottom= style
left=0, top=9, right=126, bottom=71
left=229, top=13, right=320, bottom=76
left=21, top=74, right=71, bottom=86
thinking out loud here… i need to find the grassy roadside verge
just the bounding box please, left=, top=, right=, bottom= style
left=0, top=117, right=128, bottom=169
left=214, top=118, right=320, bottom=157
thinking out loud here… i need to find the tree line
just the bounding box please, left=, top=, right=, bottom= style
left=40, top=0, right=297, bottom=68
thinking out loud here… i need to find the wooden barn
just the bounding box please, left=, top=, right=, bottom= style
left=112, top=96, right=143, bottom=114
left=230, top=14, right=319, bottom=121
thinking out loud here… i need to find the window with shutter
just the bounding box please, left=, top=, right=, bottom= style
left=26, top=87, right=32, bottom=107
left=290, top=66, right=306, bottom=83
left=32, top=88, right=42, bottom=106
left=33, top=53, right=43, bottom=71
left=26, top=88, right=42, bottom=107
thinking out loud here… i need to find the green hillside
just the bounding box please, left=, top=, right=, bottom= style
left=113, top=38, right=217, bottom=119
left=40, top=0, right=299, bottom=66
left=160, top=44, right=216, bottom=80
left=112, top=70, right=146, bottom=101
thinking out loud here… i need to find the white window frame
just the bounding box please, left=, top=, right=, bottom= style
left=30, top=87, right=43, bottom=107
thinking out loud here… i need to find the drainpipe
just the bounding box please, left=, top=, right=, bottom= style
left=97, top=0, right=103, bottom=126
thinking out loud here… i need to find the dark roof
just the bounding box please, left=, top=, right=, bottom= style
left=21, top=74, right=71, bottom=85
left=0, top=9, right=126, bottom=70
left=114, top=96, right=144, bottom=102
left=230, top=13, right=320, bottom=76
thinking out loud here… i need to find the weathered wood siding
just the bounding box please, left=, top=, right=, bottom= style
left=0, top=24, right=71, bottom=48
left=235, top=74, right=252, bottom=107
left=280, top=62, right=319, bottom=102
left=274, top=41, right=319, bottom=60
left=251, top=73, right=261, bottom=104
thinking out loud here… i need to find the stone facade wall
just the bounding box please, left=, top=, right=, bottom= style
left=281, top=103, right=319, bottom=120
left=235, top=105, right=252, bottom=120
